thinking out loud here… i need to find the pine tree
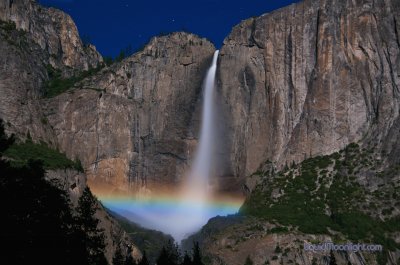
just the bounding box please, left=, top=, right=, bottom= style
left=165, top=240, right=181, bottom=265
left=244, top=255, right=254, bottom=265
left=192, top=242, right=204, bottom=265
left=76, top=187, right=108, bottom=265
left=181, top=252, right=193, bottom=265
left=139, top=251, right=150, bottom=265
left=156, top=240, right=181, bottom=265
left=156, top=247, right=170, bottom=265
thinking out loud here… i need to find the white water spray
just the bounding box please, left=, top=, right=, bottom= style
left=160, top=50, right=221, bottom=241
left=100, top=50, right=242, bottom=243
left=186, top=50, right=219, bottom=200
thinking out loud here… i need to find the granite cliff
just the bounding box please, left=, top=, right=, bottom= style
left=1, top=0, right=400, bottom=264
left=187, top=0, right=400, bottom=264
left=0, top=0, right=102, bottom=143
left=43, top=32, right=215, bottom=192
left=40, top=0, right=400, bottom=196
left=0, top=0, right=137, bottom=263
left=217, top=0, right=400, bottom=179
left=2, top=0, right=399, bottom=197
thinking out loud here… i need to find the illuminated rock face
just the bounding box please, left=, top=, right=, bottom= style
left=218, top=0, right=400, bottom=179
left=0, top=1, right=134, bottom=263
left=44, top=32, right=216, bottom=192
left=0, top=0, right=102, bottom=143
left=43, top=0, right=400, bottom=194
left=0, top=0, right=102, bottom=70
left=2, top=0, right=399, bottom=196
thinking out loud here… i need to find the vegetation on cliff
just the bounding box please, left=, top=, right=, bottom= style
left=4, top=132, right=83, bottom=172
left=43, top=43, right=138, bottom=98
left=154, top=240, right=204, bottom=265
left=241, top=143, right=400, bottom=264
left=109, top=211, right=174, bottom=263
left=0, top=19, right=28, bottom=50
left=43, top=64, right=104, bottom=98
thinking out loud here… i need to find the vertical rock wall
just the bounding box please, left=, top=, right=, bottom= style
left=218, top=0, right=400, bottom=178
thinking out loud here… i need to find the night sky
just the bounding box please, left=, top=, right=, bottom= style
left=38, top=0, right=299, bottom=58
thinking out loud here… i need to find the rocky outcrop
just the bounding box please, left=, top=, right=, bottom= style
left=218, top=0, right=400, bottom=178
left=0, top=0, right=102, bottom=142
left=46, top=168, right=87, bottom=205
left=188, top=141, right=400, bottom=264
left=0, top=19, right=56, bottom=143
left=95, top=199, right=142, bottom=263
left=184, top=216, right=393, bottom=265
left=0, top=1, right=138, bottom=262
left=0, top=0, right=102, bottom=72
left=44, top=32, right=215, bottom=191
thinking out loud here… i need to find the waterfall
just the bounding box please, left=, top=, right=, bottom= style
left=186, top=50, right=219, bottom=200
left=99, top=50, right=244, bottom=244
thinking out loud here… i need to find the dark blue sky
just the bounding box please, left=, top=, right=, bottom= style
left=38, top=0, right=299, bottom=58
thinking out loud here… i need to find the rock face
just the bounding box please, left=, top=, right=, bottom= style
left=0, top=0, right=102, bottom=71
left=218, top=0, right=400, bottom=179
left=198, top=2, right=400, bottom=264
left=1, top=0, right=398, bottom=195
left=0, top=0, right=102, bottom=142
left=184, top=216, right=390, bottom=265
left=0, top=1, right=138, bottom=263
left=36, top=0, right=400, bottom=194
left=0, top=19, right=56, bottom=143
left=44, top=33, right=215, bottom=191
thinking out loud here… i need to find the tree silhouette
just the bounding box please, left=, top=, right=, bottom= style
left=192, top=242, right=204, bottom=265
left=156, top=240, right=181, bottom=265
left=155, top=240, right=206, bottom=265
left=0, top=119, right=87, bottom=264
left=139, top=251, right=150, bottom=265
left=76, top=187, right=108, bottom=265
left=115, top=45, right=133, bottom=62
left=182, top=252, right=193, bottom=265
left=166, top=240, right=181, bottom=265
left=156, top=247, right=170, bottom=265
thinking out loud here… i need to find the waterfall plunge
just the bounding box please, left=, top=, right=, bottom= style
left=171, top=50, right=220, bottom=241
left=186, top=50, right=219, bottom=200
left=100, top=50, right=242, bottom=243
